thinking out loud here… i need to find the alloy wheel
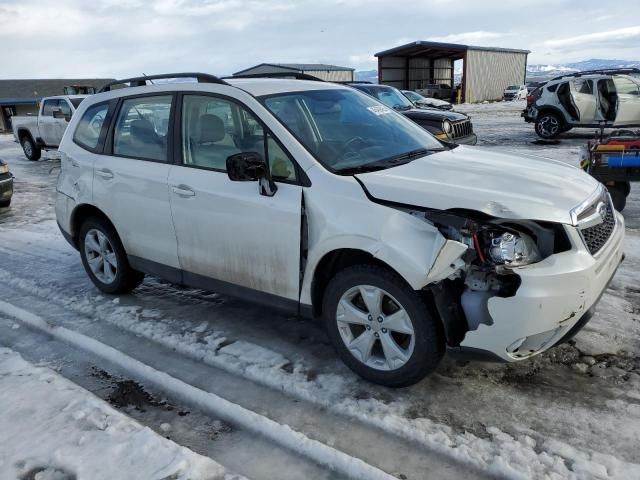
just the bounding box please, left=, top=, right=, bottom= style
left=336, top=285, right=415, bottom=371
left=84, top=229, right=118, bottom=284
left=538, top=115, right=560, bottom=137
left=22, top=139, right=33, bottom=157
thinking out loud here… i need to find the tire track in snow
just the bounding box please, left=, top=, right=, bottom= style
left=0, top=299, right=401, bottom=480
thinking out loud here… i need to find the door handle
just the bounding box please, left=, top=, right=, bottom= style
left=96, top=168, right=113, bottom=180
left=171, top=185, right=195, bottom=197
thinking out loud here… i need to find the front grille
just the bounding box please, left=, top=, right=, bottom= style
left=579, top=199, right=616, bottom=255
left=451, top=119, right=473, bottom=139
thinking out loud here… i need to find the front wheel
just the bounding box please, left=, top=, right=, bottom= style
left=322, top=265, right=445, bottom=387
left=79, top=217, right=144, bottom=294
left=21, top=135, right=41, bottom=161
left=535, top=112, right=563, bottom=139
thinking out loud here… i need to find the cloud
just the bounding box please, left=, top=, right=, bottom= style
left=543, top=26, right=640, bottom=49
left=428, top=31, right=512, bottom=45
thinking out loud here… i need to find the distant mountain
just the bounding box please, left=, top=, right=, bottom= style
left=356, top=59, right=640, bottom=86
left=354, top=69, right=377, bottom=83
left=526, top=58, right=640, bottom=80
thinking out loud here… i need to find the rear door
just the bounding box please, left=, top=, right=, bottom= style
left=92, top=93, right=180, bottom=275
left=570, top=79, right=597, bottom=124
left=168, top=93, right=303, bottom=304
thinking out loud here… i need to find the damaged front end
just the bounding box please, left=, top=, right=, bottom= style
left=404, top=207, right=577, bottom=360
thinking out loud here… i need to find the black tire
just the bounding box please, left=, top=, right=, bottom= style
left=79, top=216, right=144, bottom=294
left=535, top=112, right=563, bottom=139
left=322, top=265, right=445, bottom=387
left=0, top=198, right=10, bottom=208
left=608, top=186, right=627, bottom=212
left=21, top=135, right=41, bottom=161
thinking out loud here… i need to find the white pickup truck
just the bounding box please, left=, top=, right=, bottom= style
left=12, top=95, right=87, bottom=160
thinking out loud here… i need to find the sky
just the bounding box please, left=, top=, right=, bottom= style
left=1, top=0, right=639, bottom=79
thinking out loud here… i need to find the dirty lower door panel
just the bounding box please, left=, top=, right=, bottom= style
left=167, top=166, right=303, bottom=301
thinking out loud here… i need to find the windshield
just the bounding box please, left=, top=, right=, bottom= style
left=506, top=85, right=519, bottom=90
left=367, top=87, right=415, bottom=110
left=402, top=90, right=422, bottom=102
left=262, top=88, right=445, bottom=173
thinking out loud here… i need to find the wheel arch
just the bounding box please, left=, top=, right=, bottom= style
left=309, top=248, right=413, bottom=318
left=536, top=106, right=567, bottom=125
left=69, top=203, right=117, bottom=248
left=16, top=128, right=34, bottom=143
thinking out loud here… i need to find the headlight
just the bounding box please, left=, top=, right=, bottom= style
left=488, top=231, right=541, bottom=267
left=442, top=120, right=452, bottom=135
left=0, top=164, right=8, bottom=175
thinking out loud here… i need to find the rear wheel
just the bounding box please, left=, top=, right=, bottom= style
left=79, top=217, right=144, bottom=294
left=535, top=112, right=563, bottom=139
left=21, top=135, right=41, bottom=161
left=322, top=265, right=445, bottom=387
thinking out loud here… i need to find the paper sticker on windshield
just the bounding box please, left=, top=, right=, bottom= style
left=367, top=105, right=392, bottom=116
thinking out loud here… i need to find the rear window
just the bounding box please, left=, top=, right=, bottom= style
left=73, top=102, right=110, bottom=151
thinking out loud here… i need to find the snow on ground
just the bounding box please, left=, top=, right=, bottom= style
left=1, top=101, right=640, bottom=479
left=0, top=347, right=233, bottom=480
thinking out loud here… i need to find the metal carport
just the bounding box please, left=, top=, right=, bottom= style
left=375, top=41, right=530, bottom=103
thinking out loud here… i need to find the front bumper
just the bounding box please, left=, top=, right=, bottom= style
left=0, top=174, right=14, bottom=203
left=452, top=133, right=477, bottom=146
left=460, top=212, right=625, bottom=361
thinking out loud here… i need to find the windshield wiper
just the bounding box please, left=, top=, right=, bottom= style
left=335, top=148, right=436, bottom=175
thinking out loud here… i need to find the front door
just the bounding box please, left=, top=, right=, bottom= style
left=92, top=93, right=180, bottom=273
left=39, top=99, right=60, bottom=145
left=168, top=93, right=303, bottom=303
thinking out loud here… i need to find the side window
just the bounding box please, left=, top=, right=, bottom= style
left=181, top=94, right=297, bottom=181
left=572, top=79, right=593, bottom=95
left=73, top=102, right=110, bottom=151
left=113, top=95, right=172, bottom=161
left=42, top=99, right=59, bottom=116
left=59, top=100, right=72, bottom=117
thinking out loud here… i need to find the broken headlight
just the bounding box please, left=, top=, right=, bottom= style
left=488, top=231, right=541, bottom=267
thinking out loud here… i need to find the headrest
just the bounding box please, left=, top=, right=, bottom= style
left=198, top=114, right=225, bottom=143
left=130, top=119, right=156, bottom=139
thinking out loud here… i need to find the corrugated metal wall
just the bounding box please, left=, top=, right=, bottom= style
left=234, top=65, right=353, bottom=82
left=304, top=70, right=354, bottom=82
left=433, top=58, right=453, bottom=86
left=464, top=49, right=527, bottom=102
left=408, top=58, right=429, bottom=90
left=379, top=56, right=405, bottom=88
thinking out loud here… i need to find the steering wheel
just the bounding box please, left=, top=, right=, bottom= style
left=343, top=136, right=366, bottom=153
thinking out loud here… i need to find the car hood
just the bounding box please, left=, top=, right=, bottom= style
left=402, top=108, right=468, bottom=122
left=355, top=146, right=599, bottom=224
left=418, top=98, right=450, bottom=107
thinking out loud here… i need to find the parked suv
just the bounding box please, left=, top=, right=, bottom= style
left=350, top=83, right=476, bottom=145
left=503, top=84, right=527, bottom=101
left=57, top=73, right=624, bottom=387
left=524, top=69, right=640, bottom=138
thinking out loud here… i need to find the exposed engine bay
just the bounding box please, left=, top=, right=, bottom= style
left=406, top=208, right=572, bottom=346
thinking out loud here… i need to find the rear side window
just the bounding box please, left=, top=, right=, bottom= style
left=73, top=102, right=110, bottom=151
left=113, top=95, right=173, bottom=162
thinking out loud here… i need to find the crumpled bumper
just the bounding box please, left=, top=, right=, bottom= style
left=460, top=212, right=625, bottom=361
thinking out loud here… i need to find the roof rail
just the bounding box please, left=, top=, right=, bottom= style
left=98, top=72, right=230, bottom=93
left=226, top=72, right=324, bottom=82
left=550, top=67, right=640, bottom=81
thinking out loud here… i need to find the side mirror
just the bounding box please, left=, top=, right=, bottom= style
left=52, top=109, right=70, bottom=122
left=226, top=152, right=277, bottom=197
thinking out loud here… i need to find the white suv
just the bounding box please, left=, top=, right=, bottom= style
left=56, top=73, right=625, bottom=386
left=524, top=69, right=640, bottom=138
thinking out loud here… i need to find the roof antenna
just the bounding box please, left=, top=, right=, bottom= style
left=142, top=73, right=155, bottom=85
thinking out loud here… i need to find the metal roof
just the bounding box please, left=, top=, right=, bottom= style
left=233, top=63, right=354, bottom=75
left=375, top=41, right=530, bottom=58
left=0, top=78, right=114, bottom=100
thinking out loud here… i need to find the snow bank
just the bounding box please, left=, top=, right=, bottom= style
left=0, top=347, right=230, bottom=480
